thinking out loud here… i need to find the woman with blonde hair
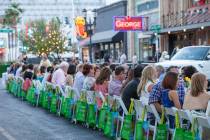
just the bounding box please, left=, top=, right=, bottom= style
left=137, top=65, right=157, bottom=104
left=183, top=72, right=210, bottom=111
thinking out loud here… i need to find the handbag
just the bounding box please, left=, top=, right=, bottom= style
left=86, top=92, right=97, bottom=127
left=22, top=78, right=32, bottom=92
left=50, top=95, right=57, bottom=113
left=121, top=98, right=135, bottom=140
left=173, top=112, right=197, bottom=140
left=155, top=108, right=168, bottom=140
left=104, top=99, right=118, bottom=138
left=75, top=91, right=87, bottom=122
left=134, top=105, right=149, bottom=140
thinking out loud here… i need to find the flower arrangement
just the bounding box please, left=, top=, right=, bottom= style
left=184, top=77, right=191, bottom=88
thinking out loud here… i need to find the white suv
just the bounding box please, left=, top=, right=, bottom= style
left=156, top=46, right=210, bottom=82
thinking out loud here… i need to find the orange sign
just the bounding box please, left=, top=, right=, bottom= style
left=75, top=17, right=87, bottom=38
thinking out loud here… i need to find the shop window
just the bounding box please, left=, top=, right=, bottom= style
left=137, top=0, right=159, bottom=13
left=192, top=0, right=208, bottom=6
left=140, top=39, right=155, bottom=62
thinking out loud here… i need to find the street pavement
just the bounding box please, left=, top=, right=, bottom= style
left=0, top=81, right=109, bottom=140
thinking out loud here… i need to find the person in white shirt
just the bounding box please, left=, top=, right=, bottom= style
left=137, top=65, right=157, bottom=104
left=120, top=53, right=127, bottom=64
left=40, top=54, right=51, bottom=68
left=73, top=64, right=85, bottom=93
left=51, top=61, right=69, bottom=87
left=15, top=63, right=23, bottom=77
left=132, top=53, right=138, bottom=65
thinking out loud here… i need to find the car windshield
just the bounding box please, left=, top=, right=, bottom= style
left=171, top=47, right=209, bottom=60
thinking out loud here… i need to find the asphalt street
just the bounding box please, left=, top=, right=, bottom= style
left=0, top=81, right=109, bottom=140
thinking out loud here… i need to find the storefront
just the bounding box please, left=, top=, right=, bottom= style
left=79, top=1, right=127, bottom=63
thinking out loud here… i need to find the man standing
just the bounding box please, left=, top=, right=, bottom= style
left=132, top=53, right=138, bottom=65
left=120, top=52, right=127, bottom=64
left=40, top=54, right=51, bottom=68
left=52, top=61, right=69, bottom=87
left=108, top=66, right=125, bottom=96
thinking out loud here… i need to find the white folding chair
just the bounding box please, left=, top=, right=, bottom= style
left=134, top=99, right=145, bottom=120
left=146, top=104, right=161, bottom=140
left=133, top=99, right=146, bottom=139
left=196, top=115, right=210, bottom=139
left=205, top=101, right=210, bottom=117
left=65, top=86, right=79, bottom=122
left=164, top=107, right=177, bottom=137
left=177, top=109, right=192, bottom=128
left=113, top=95, right=128, bottom=139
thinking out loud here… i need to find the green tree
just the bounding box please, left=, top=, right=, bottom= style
left=47, top=18, right=67, bottom=59
left=20, top=18, right=67, bottom=58
left=3, top=3, right=23, bottom=26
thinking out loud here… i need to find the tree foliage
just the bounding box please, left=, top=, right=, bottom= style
left=3, top=3, right=23, bottom=26
left=19, top=18, right=66, bottom=57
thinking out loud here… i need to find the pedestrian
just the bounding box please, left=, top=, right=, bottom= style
left=73, top=64, right=84, bottom=93
left=161, top=72, right=181, bottom=128
left=83, top=64, right=95, bottom=90
left=148, top=66, right=185, bottom=113
left=15, top=63, right=23, bottom=77
left=120, top=52, right=127, bottom=64
left=121, top=64, right=144, bottom=110
left=40, top=54, right=51, bottom=68
left=94, top=65, right=100, bottom=79
left=23, top=64, right=34, bottom=80
left=159, top=51, right=169, bottom=62
left=51, top=61, right=69, bottom=87
left=183, top=72, right=210, bottom=111
left=155, top=65, right=165, bottom=82
left=108, top=66, right=125, bottom=96
left=42, top=66, right=54, bottom=84
left=37, top=66, right=46, bottom=82
left=66, top=64, right=76, bottom=87
left=94, top=67, right=112, bottom=108
left=183, top=72, right=210, bottom=139
left=120, top=67, right=134, bottom=93
left=137, top=65, right=157, bottom=105
left=94, top=67, right=112, bottom=96
left=132, top=53, right=138, bottom=65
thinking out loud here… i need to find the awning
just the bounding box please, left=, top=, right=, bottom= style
left=78, top=30, right=122, bottom=46
left=91, top=30, right=120, bottom=44
left=140, top=21, right=210, bottom=36
left=160, top=22, right=210, bottom=34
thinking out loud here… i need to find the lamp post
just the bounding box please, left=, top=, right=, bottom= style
left=82, top=8, right=97, bottom=63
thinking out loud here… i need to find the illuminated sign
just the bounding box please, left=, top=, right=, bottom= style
left=75, top=16, right=87, bottom=38
left=114, top=16, right=143, bottom=31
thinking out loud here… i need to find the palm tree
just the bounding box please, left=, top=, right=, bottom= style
left=3, top=2, right=23, bottom=27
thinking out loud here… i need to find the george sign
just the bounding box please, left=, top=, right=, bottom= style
left=75, top=16, right=87, bottom=39
left=114, top=16, right=143, bottom=31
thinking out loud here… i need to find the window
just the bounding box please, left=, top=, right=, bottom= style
left=137, top=0, right=159, bottom=13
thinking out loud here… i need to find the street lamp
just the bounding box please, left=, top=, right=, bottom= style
left=82, top=8, right=97, bottom=63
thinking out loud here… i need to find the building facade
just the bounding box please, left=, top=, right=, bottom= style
left=0, top=0, right=106, bottom=61
left=80, top=1, right=127, bottom=63
left=159, top=0, right=210, bottom=56
left=0, top=0, right=106, bottom=24
left=134, top=0, right=160, bottom=62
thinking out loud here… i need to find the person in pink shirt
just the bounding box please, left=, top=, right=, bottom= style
left=94, top=67, right=112, bottom=107
left=52, top=61, right=69, bottom=87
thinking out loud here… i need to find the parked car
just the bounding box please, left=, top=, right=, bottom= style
left=156, top=46, right=210, bottom=86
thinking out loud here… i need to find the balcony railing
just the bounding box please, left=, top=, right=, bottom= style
left=162, top=3, right=210, bottom=29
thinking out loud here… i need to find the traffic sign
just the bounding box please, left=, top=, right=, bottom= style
left=150, top=25, right=161, bottom=33
left=0, top=28, right=13, bottom=33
